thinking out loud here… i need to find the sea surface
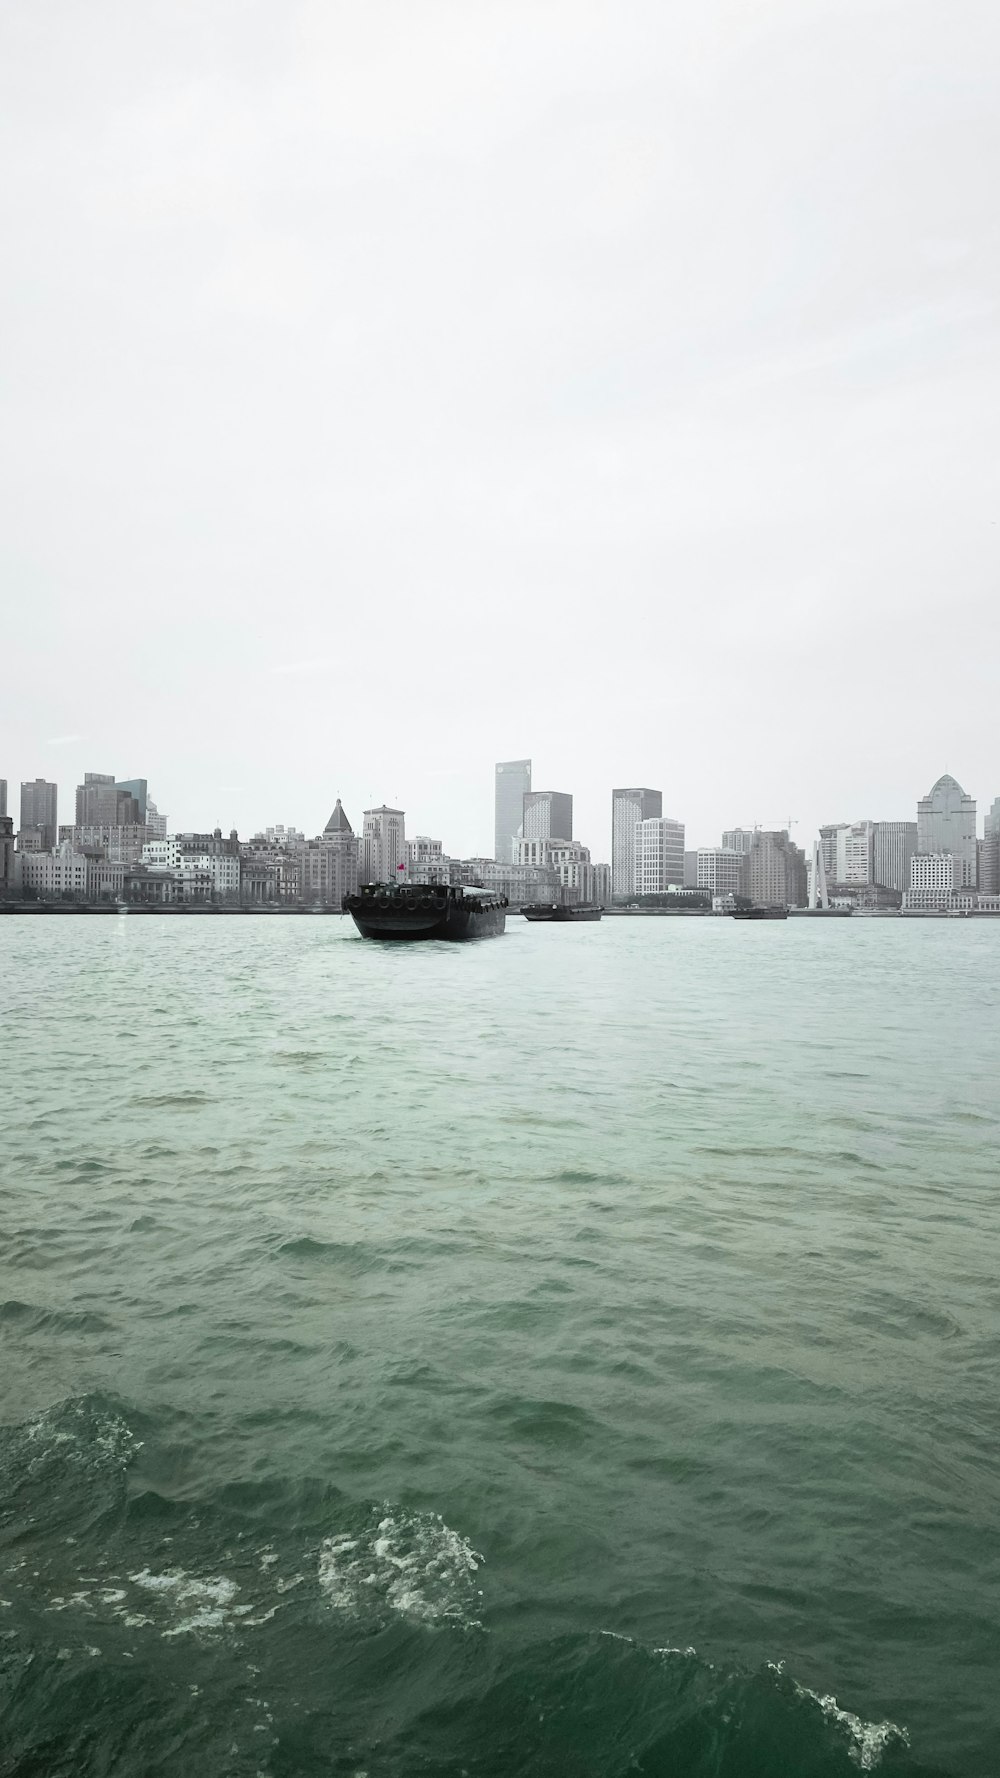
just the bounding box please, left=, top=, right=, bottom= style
left=1, top=912, right=999, bottom=1777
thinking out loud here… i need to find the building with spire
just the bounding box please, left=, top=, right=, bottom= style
left=300, top=799, right=359, bottom=904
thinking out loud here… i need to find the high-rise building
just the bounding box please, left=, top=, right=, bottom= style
left=495, top=759, right=531, bottom=864
left=0, top=814, right=18, bottom=893
left=522, top=790, right=573, bottom=842
left=361, top=806, right=406, bottom=883
left=740, top=830, right=808, bottom=908
left=873, top=821, right=917, bottom=894
left=145, top=797, right=167, bottom=840
left=116, top=779, right=148, bottom=822
left=634, top=816, right=685, bottom=894
left=20, top=778, right=58, bottom=850
left=612, top=788, right=662, bottom=898
left=75, top=773, right=142, bottom=828
left=980, top=797, right=1000, bottom=895
left=917, top=773, right=977, bottom=887
left=300, top=801, right=360, bottom=905
left=722, top=828, right=756, bottom=856
left=0, top=780, right=6, bottom=818
left=819, top=821, right=875, bottom=886
left=696, top=848, right=745, bottom=897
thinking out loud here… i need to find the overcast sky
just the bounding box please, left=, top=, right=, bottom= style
left=2, top=0, right=998, bottom=857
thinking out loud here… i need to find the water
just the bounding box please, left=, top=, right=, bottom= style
left=2, top=913, right=998, bottom=1776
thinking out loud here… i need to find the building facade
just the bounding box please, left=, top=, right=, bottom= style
left=495, top=759, right=531, bottom=864
left=612, top=789, right=662, bottom=899
left=522, top=790, right=573, bottom=843
left=300, top=800, right=360, bottom=904
left=634, top=816, right=685, bottom=895
left=75, top=773, right=142, bottom=828
left=917, top=774, right=977, bottom=887
left=19, top=842, right=88, bottom=898
left=0, top=815, right=18, bottom=894
left=819, top=821, right=875, bottom=886
left=361, top=806, right=406, bottom=884
left=740, top=830, right=808, bottom=907
left=980, top=797, right=1000, bottom=895
left=696, top=847, right=745, bottom=897
left=61, top=823, right=149, bottom=864
left=20, top=778, right=58, bottom=850
left=722, top=828, right=756, bottom=856
left=873, top=821, right=917, bottom=894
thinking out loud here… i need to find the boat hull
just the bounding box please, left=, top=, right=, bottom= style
left=522, top=904, right=603, bottom=923
left=344, top=886, right=506, bottom=941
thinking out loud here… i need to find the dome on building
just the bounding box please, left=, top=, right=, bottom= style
left=323, top=798, right=353, bottom=835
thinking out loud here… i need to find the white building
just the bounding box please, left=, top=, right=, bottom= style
left=873, top=821, right=917, bottom=894
left=696, top=848, right=744, bottom=897
left=19, top=842, right=88, bottom=897
left=515, top=836, right=596, bottom=903
left=903, top=853, right=965, bottom=910
left=820, top=821, right=875, bottom=885
left=361, top=806, right=406, bottom=884
left=634, top=816, right=685, bottom=895
left=612, top=789, right=662, bottom=899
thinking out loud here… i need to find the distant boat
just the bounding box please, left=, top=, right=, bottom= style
left=732, top=906, right=788, bottom=921
left=522, top=904, right=604, bottom=923
left=343, top=883, right=506, bottom=941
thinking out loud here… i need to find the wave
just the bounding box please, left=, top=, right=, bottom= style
left=318, top=1506, right=484, bottom=1629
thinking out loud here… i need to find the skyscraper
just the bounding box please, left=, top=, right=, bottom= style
left=873, top=821, right=917, bottom=894
left=495, top=760, right=531, bottom=863
left=0, top=780, right=6, bottom=818
left=75, top=773, right=142, bottom=827
left=361, top=806, right=406, bottom=883
left=522, top=791, right=573, bottom=842
left=300, top=799, right=359, bottom=904
left=740, top=830, right=808, bottom=908
left=20, top=778, right=58, bottom=850
left=612, top=789, right=662, bottom=898
left=981, top=797, right=1000, bottom=895
left=917, top=774, right=977, bottom=888
left=634, top=816, right=685, bottom=894
left=116, top=779, right=148, bottom=822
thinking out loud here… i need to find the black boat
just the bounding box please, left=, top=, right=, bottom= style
left=343, top=882, right=507, bottom=941
left=732, top=905, right=788, bottom=921
left=522, top=904, right=604, bottom=923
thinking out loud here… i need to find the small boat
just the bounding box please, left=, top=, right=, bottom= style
left=732, top=905, right=788, bottom=921
left=522, top=904, right=604, bottom=923
left=343, top=882, right=506, bottom=941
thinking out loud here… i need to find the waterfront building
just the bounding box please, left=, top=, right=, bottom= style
left=917, top=773, right=977, bottom=887
left=980, top=797, right=1000, bottom=895
left=696, top=847, right=745, bottom=898
left=634, top=816, right=685, bottom=895
left=873, top=821, right=917, bottom=894
left=612, top=789, right=662, bottom=899
left=254, top=825, right=306, bottom=847
left=495, top=759, right=531, bottom=864
left=19, top=842, right=88, bottom=898
left=361, top=806, right=406, bottom=884
left=740, top=830, right=808, bottom=908
left=20, top=778, right=58, bottom=851
left=239, top=835, right=303, bottom=903
left=16, top=827, right=46, bottom=853
left=300, top=800, right=360, bottom=904
left=515, top=836, right=594, bottom=902
left=522, top=790, right=573, bottom=843
left=592, top=863, right=612, bottom=906
left=145, top=798, right=167, bottom=840
left=819, top=821, right=875, bottom=887
left=475, top=860, right=560, bottom=904
left=62, top=823, right=149, bottom=864
left=722, top=828, right=756, bottom=856
left=683, top=850, right=699, bottom=888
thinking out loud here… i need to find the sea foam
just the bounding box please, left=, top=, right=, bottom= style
left=318, top=1507, right=484, bottom=1628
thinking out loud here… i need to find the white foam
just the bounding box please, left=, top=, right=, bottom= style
left=790, top=1679, right=909, bottom=1770
left=318, top=1508, right=484, bottom=1628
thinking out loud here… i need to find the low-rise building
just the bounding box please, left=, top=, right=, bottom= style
left=19, top=843, right=88, bottom=898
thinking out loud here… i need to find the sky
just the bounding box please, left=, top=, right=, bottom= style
left=2, top=0, right=998, bottom=858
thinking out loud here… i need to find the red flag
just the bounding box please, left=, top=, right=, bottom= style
left=397, top=863, right=405, bottom=871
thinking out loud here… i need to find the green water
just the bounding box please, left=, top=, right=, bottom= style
left=1, top=914, right=998, bottom=1776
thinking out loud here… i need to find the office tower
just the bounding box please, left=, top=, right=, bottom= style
left=361, top=806, right=406, bottom=883
left=523, top=790, right=573, bottom=842
left=19, top=778, right=58, bottom=850
left=75, top=772, right=142, bottom=827
left=612, top=789, right=662, bottom=898
left=495, top=759, right=531, bottom=864
left=740, top=830, right=808, bottom=908
left=917, top=773, right=977, bottom=887
left=873, top=821, right=917, bottom=894
left=979, top=797, right=1000, bottom=894
left=116, top=779, right=148, bottom=822
left=145, top=798, right=167, bottom=840
left=0, top=780, right=6, bottom=818
left=819, top=821, right=875, bottom=886
left=634, top=816, right=685, bottom=894
left=722, top=828, right=756, bottom=855
left=696, top=848, right=744, bottom=897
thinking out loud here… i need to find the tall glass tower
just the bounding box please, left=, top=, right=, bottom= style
left=495, top=759, right=531, bottom=864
